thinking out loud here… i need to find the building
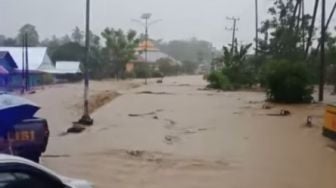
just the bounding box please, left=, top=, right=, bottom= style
left=0, top=51, right=17, bottom=89
left=52, top=61, right=81, bottom=74
left=0, top=47, right=54, bottom=72
left=0, top=47, right=54, bottom=89
left=126, top=40, right=179, bottom=73
left=49, top=61, right=82, bottom=82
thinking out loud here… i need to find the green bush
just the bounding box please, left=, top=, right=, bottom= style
left=264, top=60, right=313, bottom=103
left=222, top=66, right=255, bottom=89
left=207, top=71, right=232, bottom=90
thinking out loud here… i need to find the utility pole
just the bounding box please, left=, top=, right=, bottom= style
left=316, top=1, right=336, bottom=51
left=21, top=36, right=25, bottom=94
left=25, top=33, right=29, bottom=91
left=305, top=0, right=319, bottom=58
left=226, top=17, right=239, bottom=56
left=78, top=0, right=93, bottom=125
left=302, top=0, right=305, bottom=49
left=319, top=0, right=326, bottom=102
left=255, top=0, right=259, bottom=55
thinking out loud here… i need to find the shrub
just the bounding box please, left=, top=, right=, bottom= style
left=207, top=71, right=232, bottom=90
left=222, top=66, right=255, bottom=89
left=264, top=60, right=313, bottom=103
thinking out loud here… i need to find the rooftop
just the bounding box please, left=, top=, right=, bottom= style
left=0, top=47, right=53, bottom=71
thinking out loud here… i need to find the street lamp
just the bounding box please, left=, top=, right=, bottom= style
left=132, top=13, right=161, bottom=84
left=78, top=0, right=93, bottom=125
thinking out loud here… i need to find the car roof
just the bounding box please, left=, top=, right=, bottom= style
left=0, top=154, right=61, bottom=178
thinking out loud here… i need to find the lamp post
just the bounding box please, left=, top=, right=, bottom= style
left=142, top=13, right=150, bottom=85
left=78, top=0, right=93, bottom=125
left=132, top=14, right=161, bottom=84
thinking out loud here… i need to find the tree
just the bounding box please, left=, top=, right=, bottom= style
left=221, top=42, right=255, bottom=88
left=71, top=27, right=84, bottom=45
left=257, top=0, right=311, bottom=61
left=17, top=24, right=40, bottom=46
left=155, top=38, right=216, bottom=64
left=101, top=28, right=140, bottom=78
left=0, top=35, right=17, bottom=46
left=254, top=0, right=315, bottom=102
left=51, top=42, right=85, bottom=62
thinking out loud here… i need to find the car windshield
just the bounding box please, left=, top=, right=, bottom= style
left=0, top=0, right=336, bottom=188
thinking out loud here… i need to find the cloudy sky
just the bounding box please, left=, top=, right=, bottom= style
left=0, top=0, right=335, bottom=48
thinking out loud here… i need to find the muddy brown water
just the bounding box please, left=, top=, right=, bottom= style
left=28, top=76, right=336, bottom=188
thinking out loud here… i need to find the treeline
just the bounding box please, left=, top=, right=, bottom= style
left=207, top=0, right=336, bottom=103
left=0, top=24, right=215, bottom=79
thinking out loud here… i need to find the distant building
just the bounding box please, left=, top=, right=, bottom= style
left=51, top=61, right=82, bottom=74
left=0, top=47, right=54, bottom=90
left=0, top=47, right=55, bottom=88
left=0, top=47, right=54, bottom=72
left=49, top=61, right=82, bottom=83
left=126, top=40, right=179, bottom=73
left=0, top=51, right=17, bottom=89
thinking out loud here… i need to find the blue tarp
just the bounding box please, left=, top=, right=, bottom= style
left=0, top=94, right=39, bottom=135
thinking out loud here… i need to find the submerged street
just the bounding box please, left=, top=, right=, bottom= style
left=26, top=75, right=336, bottom=188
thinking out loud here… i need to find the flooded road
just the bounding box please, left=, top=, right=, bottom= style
left=37, top=76, right=336, bottom=188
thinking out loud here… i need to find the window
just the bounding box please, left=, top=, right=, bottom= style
left=0, top=171, right=63, bottom=188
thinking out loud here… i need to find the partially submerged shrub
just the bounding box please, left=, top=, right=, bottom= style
left=207, top=71, right=232, bottom=90
left=264, top=60, right=313, bottom=103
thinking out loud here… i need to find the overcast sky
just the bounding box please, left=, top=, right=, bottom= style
left=0, top=0, right=335, bottom=48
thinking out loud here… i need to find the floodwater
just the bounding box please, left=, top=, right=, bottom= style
left=29, top=76, right=336, bottom=188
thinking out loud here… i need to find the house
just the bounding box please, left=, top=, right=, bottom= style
left=0, top=47, right=54, bottom=72
left=48, top=61, right=82, bottom=82
left=0, top=51, right=17, bottom=89
left=56, top=61, right=81, bottom=74
left=0, top=47, right=54, bottom=89
left=126, top=40, right=179, bottom=73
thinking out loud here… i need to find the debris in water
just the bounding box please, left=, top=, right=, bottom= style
left=137, top=91, right=174, bottom=95
left=262, top=104, right=272, bottom=109
left=67, top=123, right=86, bottom=134
left=267, top=109, right=291, bottom=117
left=178, top=84, right=191, bottom=87
left=129, top=112, right=156, bottom=117
left=306, top=116, right=313, bottom=128
left=164, top=135, right=180, bottom=145
left=280, top=109, right=291, bottom=116
left=42, top=154, right=71, bottom=158
left=126, top=150, right=144, bottom=157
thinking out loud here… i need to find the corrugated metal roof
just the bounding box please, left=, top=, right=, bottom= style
left=54, top=61, right=81, bottom=74
left=0, top=51, right=18, bottom=68
left=0, top=47, right=53, bottom=71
